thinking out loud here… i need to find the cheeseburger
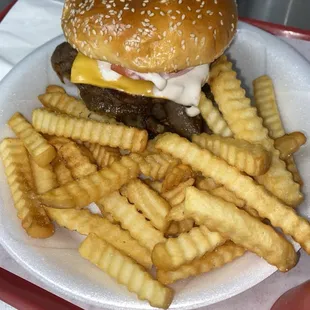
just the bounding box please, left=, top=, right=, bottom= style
left=52, top=0, right=238, bottom=138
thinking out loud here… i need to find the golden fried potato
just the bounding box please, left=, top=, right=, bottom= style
left=40, top=156, right=139, bottom=209
left=58, top=141, right=98, bottom=179
left=198, top=92, right=233, bottom=137
left=99, top=191, right=166, bottom=251
left=121, top=179, right=170, bottom=232
left=0, top=139, right=54, bottom=238
left=185, top=187, right=297, bottom=271
left=39, top=91, right=116, bottom=124
left=79, top=234, right=173, bottom=309
left=51, top=157, right=74, bottom=185
left=275, top=132, right=307, bottom=160
left=47, top=136, right=72, bottom=151
left=192, top=133, right=271, bottom=176
left=129, top=152, right=179, bottom=181
left=157, top=242, right=246, bottom=285
left=8, top=112, right=56, bottom=167
left=253, top=75, right=284, bottom=139
left=165, top=219, right=194, bottom=237
left=143, top=180, right=163, bottom=194
left=155, top=134, right=310, bottom=255
left=211, top=70, right=302, bottom=206
left=46, top=85, right=66, bottom=94
left=209, top=55, right=233, bottom=83
left=152, top=225, right=226, bottom=270
left=161, top=178, right=195, bottom=207
left=45, top=208, right=151, bottom=268
left=195, top=176, right=221, bottom=191
left=96, top=203, right=118, bottom=224
left=30, top=159, right=58, bottom=194
left=167, top=204, right=186, bottom=222
left=84, top=142, right=120, bottom=168
left=210, top=186, right=245, bottom=208
left=253, top=76, right=304, bottom=189
left=162, top=164, right=193, bottom=192
left=32, top=109, right=148, bottom=153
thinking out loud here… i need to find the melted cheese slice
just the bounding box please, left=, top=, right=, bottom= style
left=71, top=53, right=154, bottom=97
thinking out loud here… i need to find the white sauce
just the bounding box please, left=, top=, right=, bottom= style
left=97, top=61, right=209, bottom=117
left=97, top=61, right=121, bottom=81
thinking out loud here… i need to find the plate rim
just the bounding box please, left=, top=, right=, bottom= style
left=0, top=20, right=309, bottom=310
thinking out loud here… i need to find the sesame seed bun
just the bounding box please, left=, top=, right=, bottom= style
left=62, top=0, right=238, bottom=73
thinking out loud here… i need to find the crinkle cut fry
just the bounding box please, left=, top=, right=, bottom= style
left=79, top=234, right=173, bottom=309
left=155, top=133, right=310, bottom=254
left=98, top=191, right=166, bottom=251
left=45, top=207, right=152, bottom=268
left=152, top=225, right=226, bottom=270
left=185, top=187, right=297, bottom=272
left=39, top=91, right=116, bottom=123
left=198, top=92, right=233, bottom=137
left=32, top=109, right=148, bottom=153
left=40, top=156, right=139, bottom=209
left=253, top=75, right=304, bottom=188
left=192, top=133, right=271, bottom=176
left=0, top=139, right=54, bottom=238
left=8, top=112, right=56, bottom=167
left=157, top=242, right=246, bottom=285
left=121, top=179, right=171, bottom=232
left=211, top=70, right=302, bottom=206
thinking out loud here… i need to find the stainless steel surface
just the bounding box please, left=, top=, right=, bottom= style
left=238, top=0, right=310, bottom=30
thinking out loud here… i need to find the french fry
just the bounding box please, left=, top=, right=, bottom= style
left=167, top=204, right=186, bottom=222
left=0, top=139, right=54, bottom=238
left=253, top=75, right=285, bottom=139
left=121, top=179, right=170, bottom=232
left=152, top=225, right=226, bottom=270
left=58, top=141, right=98, bottom=179
left=155, top=134, right=310, bottom=254
left=185, top=187, right=297, bottom=272
left=51, top=157, right=74, bottom=185
left=275, top=132, right=307, bottom=160
left=157, top=242, right=246, bottom=285
left=162, top=164, right=193, bottom=192
left=79, top=234, right=173, bottom=309
left=96, top=203, right=118, bottom=224
left=45, top=208, right=152, bottom=268
left=39, top=91, right=116, bottom=124
left=195, top=176, right=221, bottom=191
left=286, top=157, right=303, bottom=187
left=144, top=180, right=163, bottom=194
left=32, top=109, right=148, bottom=153
left=83, top=142, right=120, bottom=168
left=30, top=159, right=58, bottom=194
left=209, top=55, right=233, bottom=83
left=210, top=186, right=245, bottom=208
left=8, top=112, right=56, bottom=167
left=46, top=85, right=66, bottom=93
left=40, top=156, right=139, bottom=209
left=98, top=191, right=166, bottom=251
left=211, top=70, right=303, bottom=206
left=192, top=133, right=271, bottom=176
left=161, top=178, right=195, bottom=207
left=198, top=92, right=233, bottom=137
left=47, top=136, right=72, bottom=151
left=165, top=219, right=194, bottom=237
left=129, top=152, right=179, bottom=181
left=253, top=75, right=304, bottom=188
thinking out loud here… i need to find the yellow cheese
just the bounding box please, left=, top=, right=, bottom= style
left=71, top=53, right=154, bottom=96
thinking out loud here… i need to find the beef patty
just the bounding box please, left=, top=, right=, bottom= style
left=51, top=42, right=213, bottom=139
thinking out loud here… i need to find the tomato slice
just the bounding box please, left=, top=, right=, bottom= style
left=271, top=281, right=310, bottom=310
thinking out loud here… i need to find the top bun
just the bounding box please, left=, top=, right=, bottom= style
left=62, top=0, right=238, bottom=73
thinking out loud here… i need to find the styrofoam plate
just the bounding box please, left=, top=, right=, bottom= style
left=0, top=21, right=309, bottom=309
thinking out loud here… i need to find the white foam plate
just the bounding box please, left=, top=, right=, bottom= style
left=0, top=21, right=310, bottom=309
